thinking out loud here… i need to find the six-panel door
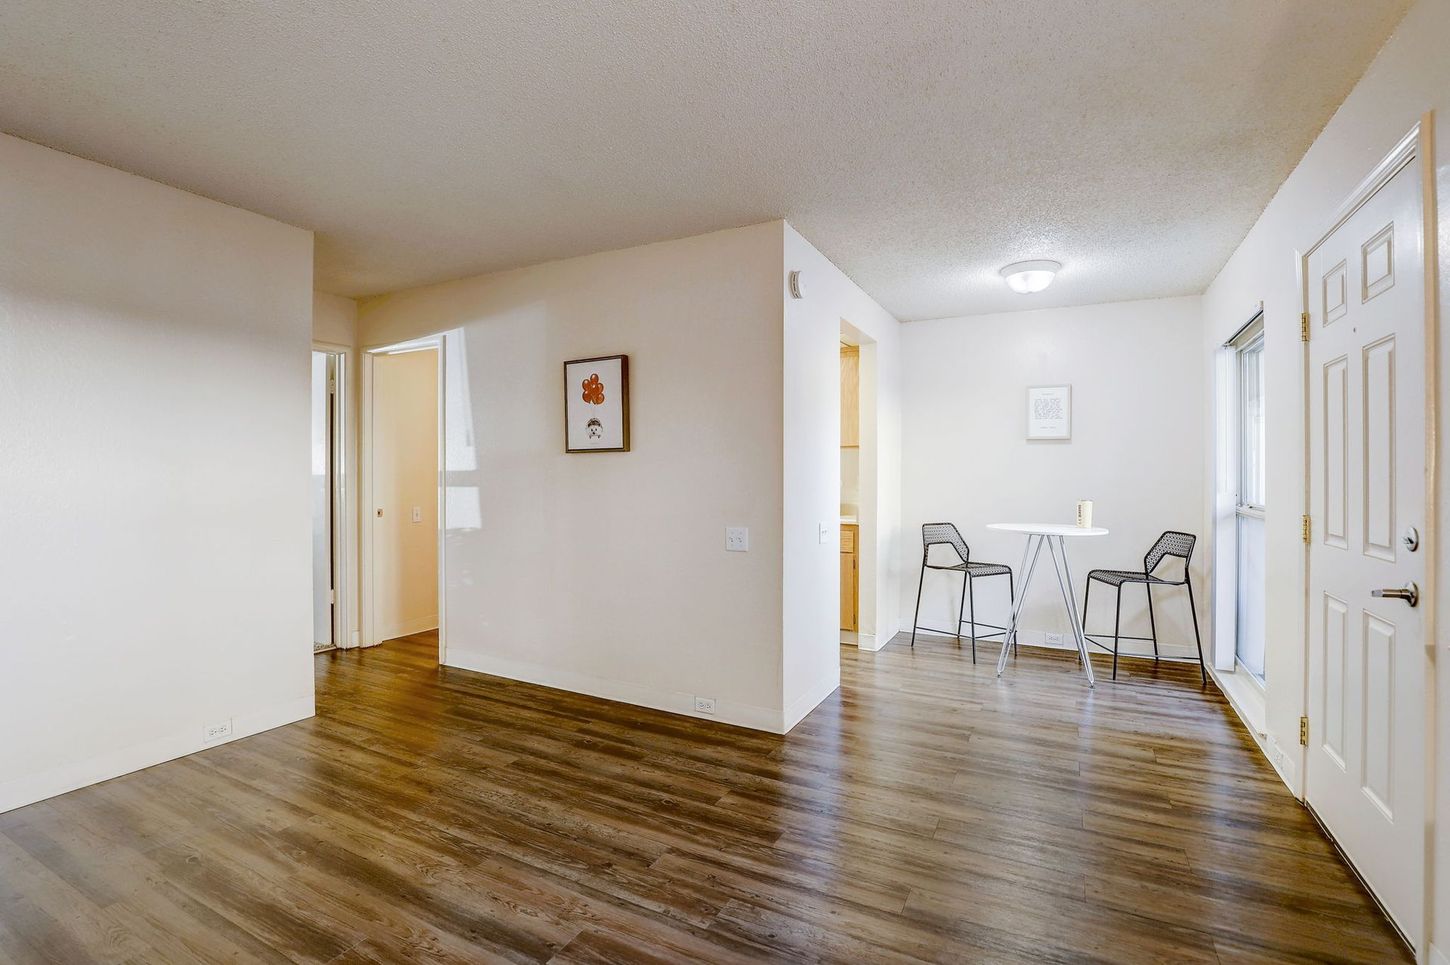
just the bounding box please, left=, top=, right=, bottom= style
left=1304, top=156, right=1425, bottom=950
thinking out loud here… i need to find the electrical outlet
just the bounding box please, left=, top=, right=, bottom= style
left=1267, top=738, right=1297, bottom=784
left=1045, top=632, right=1064, bottom=647
left=694, top=696, right=717, bottom=714
left=203, top=719, right=233, bottom=743
left=725, top=526, right=749, bottom=552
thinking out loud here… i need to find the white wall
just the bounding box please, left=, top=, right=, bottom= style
left=782, top=223, right=903, bottom=721
left=0, top=134, right=315, bottom=813
left=1198, top=0, right=1450, bottom=952
left=359, top=223, right=794, bottom=730
left=900, top=297, right=1206, bottom=657
left=313, top=291, right=358, bottom=347
left=371, top=348, right=440, bottom=640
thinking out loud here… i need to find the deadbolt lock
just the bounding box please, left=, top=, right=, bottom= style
left=1402, top=526, right=1420, bottom=552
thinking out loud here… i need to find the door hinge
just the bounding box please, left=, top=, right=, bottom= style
left=1300, top=312, right=1310, bottom=341
left=1299, top=715, right=1309, bottom=746
left=1301, top=515, right=1311, bottom=544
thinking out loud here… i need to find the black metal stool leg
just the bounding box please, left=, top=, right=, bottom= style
left=1186, top=576, right=1207, bottom=684
left=1146, top=583, right=1159, bottom=660
left=1112, top=585, right=1123, bottom=680
left=1082, top=578, right=1092, bottom=663
left=911, top=562, right=925, bottom=648
left=967, top=575, right=977, bottom=664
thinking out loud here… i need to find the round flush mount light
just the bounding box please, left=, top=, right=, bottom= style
left=999, top=260, right=1061, bottom=294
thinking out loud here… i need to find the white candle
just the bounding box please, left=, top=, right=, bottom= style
left=1076, top=500, right=1094, bottom=529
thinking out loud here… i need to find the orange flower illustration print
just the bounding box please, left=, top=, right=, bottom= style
left=581, top=373, right=606, bottom=405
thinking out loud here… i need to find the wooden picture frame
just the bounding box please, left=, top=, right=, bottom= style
left=564, top=354, right=630, bottom=452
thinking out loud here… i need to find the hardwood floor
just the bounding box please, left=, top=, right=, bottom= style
left=0, top=632, right=1407, bottom=963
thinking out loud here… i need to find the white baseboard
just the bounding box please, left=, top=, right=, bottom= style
left=908, top=623, right=1197, bottom=660
left=0, top=695, right=314, bottom=815
left=1028, top=627, right=1195, bottom=660
left=840, top=629, right=884, bottom=651
left=445, top=648, right=787, bottom=733
left=783, top=669, right=840, bottom=733
left=379, top=615, right=438, bottom=641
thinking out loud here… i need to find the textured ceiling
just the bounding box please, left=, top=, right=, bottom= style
left=0, top=0, right=1412, bottom=319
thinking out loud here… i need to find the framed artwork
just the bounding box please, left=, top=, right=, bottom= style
left=564, top=355, right=630, bottom=452
left=1026, top=384, right=1071, bottom=440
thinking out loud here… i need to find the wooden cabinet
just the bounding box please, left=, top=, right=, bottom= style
left=840, top=345, right=859, bottom=448
left=840, top=523, right=858, bottom=631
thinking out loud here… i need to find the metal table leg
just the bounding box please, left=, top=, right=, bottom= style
left=1047, top=536, right=1095, bottom=687
left=997, top=534, right=1043, bottom=676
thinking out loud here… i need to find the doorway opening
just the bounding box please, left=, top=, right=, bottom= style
left=838, top=321, right=880, bottom=650
left=839, top=342, right=860, bottom=640
left=362, top=337, right=445, bottom=664
left=311, top=349, right=345, bottom=653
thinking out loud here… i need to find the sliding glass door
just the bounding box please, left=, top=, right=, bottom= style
left=1234, top=326, right=1266, bottom=681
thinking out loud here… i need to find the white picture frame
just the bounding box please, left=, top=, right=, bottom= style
left=1026, top=384, right=1071, bottom=440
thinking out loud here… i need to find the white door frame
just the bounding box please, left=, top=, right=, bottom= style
left=312, top=340, right=353, bottom=650
left=360, top=335, right=447, bottom=665
left=1296, top=114, right=1438, bottom=960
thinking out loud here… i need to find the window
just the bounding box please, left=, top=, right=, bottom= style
left=1233, top=319, right=1266, bottom=682
left=1238, top=332, right=1266, bottom=509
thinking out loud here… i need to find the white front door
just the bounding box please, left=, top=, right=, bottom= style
left=1305, top=147, right=1426, bottom=950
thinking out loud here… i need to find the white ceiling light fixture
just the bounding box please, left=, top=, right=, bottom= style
left=999, top=260, right=1061, bottom=294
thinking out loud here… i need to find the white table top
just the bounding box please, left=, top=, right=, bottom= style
left=987, top=522, right=1109, bottom=537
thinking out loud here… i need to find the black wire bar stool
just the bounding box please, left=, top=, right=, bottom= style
left=909, top=522, right=1014, bottom=662
left=1083, top=530, right=1207, bottom=682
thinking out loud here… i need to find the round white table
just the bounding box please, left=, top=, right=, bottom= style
left=987, top=523, right=1109, bottom=686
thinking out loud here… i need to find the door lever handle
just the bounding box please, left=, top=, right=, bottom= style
left=1371, top=582, right=1419, bottom=607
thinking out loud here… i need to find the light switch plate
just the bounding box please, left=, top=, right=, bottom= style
left=819, top=523, right=831, bottom=544
left=725, top=526, right=749, bottom=552
left=411, top=506, right=423, bottom=523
